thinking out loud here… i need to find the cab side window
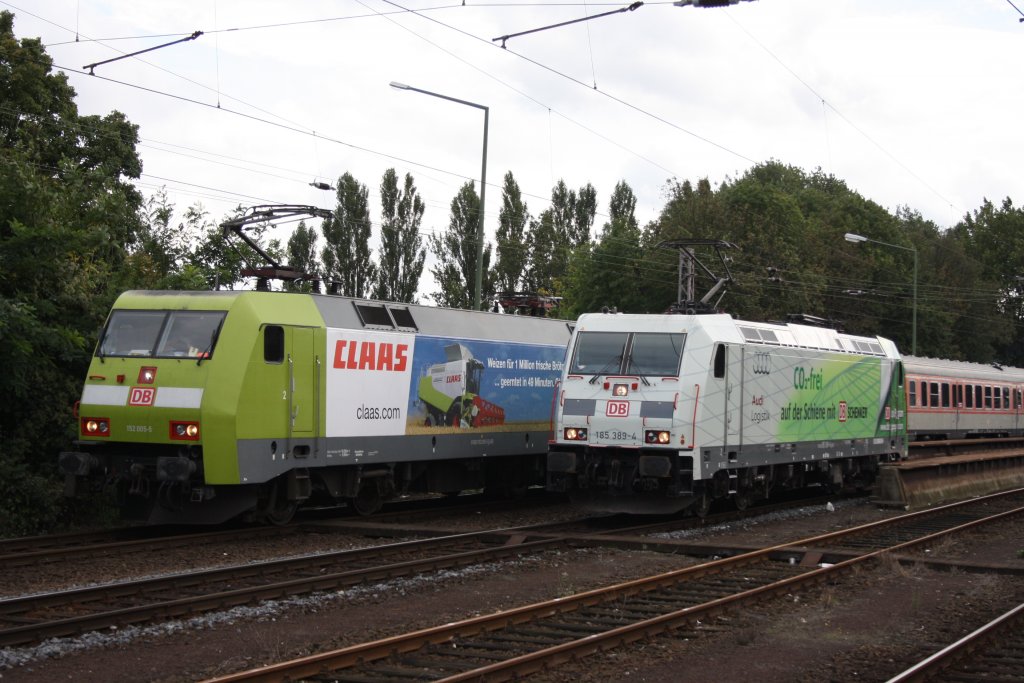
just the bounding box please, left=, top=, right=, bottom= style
left=264, top=325, right=284, bottom=363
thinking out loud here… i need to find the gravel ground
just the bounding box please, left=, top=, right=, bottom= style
left=2, top=497, right=1023, bottom=682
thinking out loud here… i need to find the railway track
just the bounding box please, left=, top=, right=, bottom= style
left=0, top=525, right=296, bottom=571
left=0, top=492, right=851, bottom=649
left=0, top=528, right=582, bottom=648
left=887, top=600, right=1024, bottom=682
left=201, top=488, right=1024, bottom=683
left=0, top=492, right=562, bottom=571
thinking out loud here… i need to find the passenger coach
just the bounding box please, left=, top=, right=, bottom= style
left=903, top=356, right=1024, bottom=440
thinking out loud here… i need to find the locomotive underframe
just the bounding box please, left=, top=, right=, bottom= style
left=548, top=439, right=897, bottom=514
left=61, top=431, right=547, bottom=524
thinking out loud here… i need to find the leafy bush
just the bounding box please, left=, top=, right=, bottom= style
left=0, top=455, right=64, bottom=537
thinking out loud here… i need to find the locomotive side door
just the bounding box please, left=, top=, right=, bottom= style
left=711, top=343, right=743, bottom=454
left=724, top=344, right=743, bottom=452
left=288, top=326, right=317, bottom=437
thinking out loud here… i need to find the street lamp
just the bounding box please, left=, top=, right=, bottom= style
left=390, top=81, right=489, bottom=310
left=844, top=232, right=918, bottom=355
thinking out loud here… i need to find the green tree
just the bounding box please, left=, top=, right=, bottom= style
left=493, top=171, right=530, bottom=294
left=284, top=220, right=320, bottom=292
left=321, top=172, right=376, bottom=297
left=0, top=10, right=145, bottom=533
left=429, top=181, right=494, bottom=309
left=526, top=180, right=598, bottom=296
left=564, top=181, right=645, bottom=317
left=948, top=198, right=1024, bottom=362
left=641, top=177, right=726, bottom=310
left=375, top=169, right=425, bottom=303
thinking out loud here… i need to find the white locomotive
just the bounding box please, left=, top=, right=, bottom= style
left=547, top=312, right=908, bottom=514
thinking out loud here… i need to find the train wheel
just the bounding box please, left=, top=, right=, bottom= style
left=350, top=480, right=383, bottom=516
left=734, top=492, right=751, bottom=511
left=258, top=480, right=298, bottom=526
left=694, top=492, right=712, bottom=518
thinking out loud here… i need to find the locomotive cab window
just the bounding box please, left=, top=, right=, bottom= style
left=713, top=345, right=726, bottom=379
left=98, top=310, right=166, bottom=357
left=569, top=332, right=629, bottom=375
left=569, top=331, right=686, bottom=378
left=155, top=311, right=226, bottom=359
left=626, top=333, right=685, bottom=376
left=98, top=309, right=226, bottom=359
left=264, top=325, right=284, bottom=363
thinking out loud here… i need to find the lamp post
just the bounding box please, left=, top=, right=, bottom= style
left=390, top=81, right=489, bottom=310
left=844, top=232, right=918, bottom=355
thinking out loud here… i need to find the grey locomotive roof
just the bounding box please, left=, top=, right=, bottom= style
left=902, top=355, right=1024, bottom=383
left=121, top=290, right=572, bottom=347
left=311, top=293, right=572, bottom=347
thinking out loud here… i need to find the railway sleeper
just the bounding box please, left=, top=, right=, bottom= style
left=438, top=646, right=509, bottom=662
left=394, top=654, right=466, bottom=673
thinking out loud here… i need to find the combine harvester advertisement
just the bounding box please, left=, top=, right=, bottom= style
left=326, top=329, right=565, bottom=438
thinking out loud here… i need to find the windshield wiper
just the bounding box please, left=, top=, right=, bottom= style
left=624, top=360, right=652, bottom=385
left=196, top=323, right=222, bottom=366
left=588, top=354, right=624, bottom=384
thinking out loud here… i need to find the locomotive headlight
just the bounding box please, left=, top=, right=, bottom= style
left=645, top=430, right=671, bottom=444
left=612, top=384, right=629, bottom=397
left=169, top=420, right=201, bottom=441
left=138, top=366, right=157, bottom=384
left=81, top=417, right=110, bottom=437
left=563, top=427, right=588, bottom=441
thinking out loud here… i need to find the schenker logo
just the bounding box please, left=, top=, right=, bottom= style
left=333, top=340, right=409, bottom=372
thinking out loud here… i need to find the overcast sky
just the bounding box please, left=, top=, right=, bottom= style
left=10, top=1, right=1024, bottom=279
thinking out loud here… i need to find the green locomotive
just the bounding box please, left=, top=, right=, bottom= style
left=60, top=290, right=570, bottom=524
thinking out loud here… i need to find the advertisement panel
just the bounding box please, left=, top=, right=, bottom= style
left=742, top=350, right=893, bottom=444
left=407, top=336, right=565, bottom=433
left=325, top=328, right=416, bottom=437
left=325, top=330, right=565, bottom=437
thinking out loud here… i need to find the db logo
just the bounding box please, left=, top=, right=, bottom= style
left=129, top=387, right=156, bottom=407
left=885, top=406, right=891, bottom=420
left=606, top=400, right=630, bottom=417
left=838, top=401, right=848, bottom=423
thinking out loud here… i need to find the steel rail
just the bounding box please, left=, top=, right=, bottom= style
left=885, top=601, right=1024, bottom=683
left=0, top=531, right=576, bottom=647
left=0, top=525, right=295, bottom=570
left=202, top=488, right=1024, bottom=683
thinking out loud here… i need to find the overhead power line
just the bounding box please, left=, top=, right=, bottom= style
left=82, top=30, right=203, bottom=74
